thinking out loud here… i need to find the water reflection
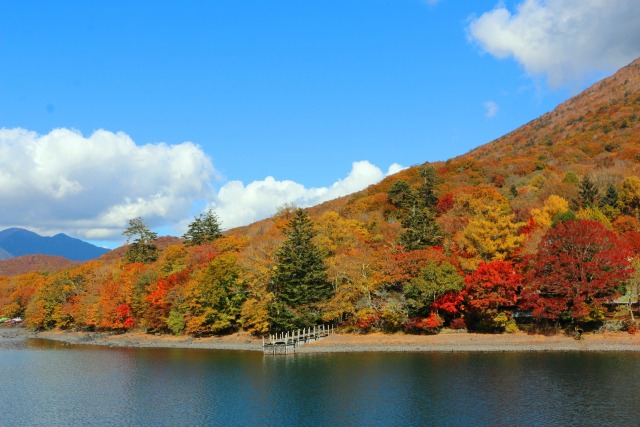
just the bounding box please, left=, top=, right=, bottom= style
left=1, top=337, right=639, bottom=426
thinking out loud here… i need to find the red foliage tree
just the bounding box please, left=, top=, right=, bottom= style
left=436, top=193, right=454, bottom=215
left=432, top=291, right=463, bottom=315
left=115, top=303, right=134, bottom=329
left=461, top=260, right=522, bottom=330
left=522, top=219, right=633, bottom=322
left=520, top=218, right=535, bottom=237
left=621, top=231, right=640, bottom=256
left=145, top=269, right=190, bottom=332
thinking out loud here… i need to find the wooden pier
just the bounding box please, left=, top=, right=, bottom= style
left=262, top=324, right=333, bottom=355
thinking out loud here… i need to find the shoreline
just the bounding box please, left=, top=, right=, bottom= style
left=4, top=326, right=640, bottom=353
left=295, top=330, right=640, bottom=353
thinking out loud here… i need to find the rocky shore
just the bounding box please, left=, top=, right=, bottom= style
left=33, top=329, right=263, bottom=351
left=4, top=326, right=640, bottom=353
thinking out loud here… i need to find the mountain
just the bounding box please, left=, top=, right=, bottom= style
left=460, top=57, right=640, bottom=180
left=353, top=58, right=640, bottom=205
left=0, top=228, right=110, bottom=261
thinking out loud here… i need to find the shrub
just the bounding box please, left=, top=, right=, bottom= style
left=450, top=317, right=467, bottom=330
left=492, top=312, right=509, bottom=330
left=355, top=308, right=379, bottom=332
left=505, top=318, right=519, bottom=334
left=405, top=312, right=442, bottom=334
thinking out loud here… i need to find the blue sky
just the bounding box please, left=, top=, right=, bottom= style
left=1, top=0, right=639, bottom=248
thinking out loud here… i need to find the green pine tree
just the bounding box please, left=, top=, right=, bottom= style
left=419, top=164, right=441, bottom=209
left=600, top=184, right=618, bottom=208
left=578, top=175, right=599, bottom=208
left=183, top=209, right=223, bottom=246
left=270, top=209, right=330, bottom=331
left=387, top=165, right=443, bottom=251
left=123, top=217, right=158, bottom=263
left=399, top=207, right=442, bottom=250
left=388, top=180, right=415, bottom=209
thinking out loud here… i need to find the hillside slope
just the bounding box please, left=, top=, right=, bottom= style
left=298, top=57, right=640, bottom=225
left=0, top=255, right=80, bottom=277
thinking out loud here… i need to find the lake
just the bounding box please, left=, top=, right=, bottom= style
left=1, top=337, right=639, bottom=426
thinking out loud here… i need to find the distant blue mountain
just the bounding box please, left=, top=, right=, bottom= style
left=0, top=228, right=109, bottom=261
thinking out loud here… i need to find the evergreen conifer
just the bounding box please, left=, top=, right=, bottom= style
left=183, top=209, right=222, bottom=246
left=270, top=209, right=330, bottom=331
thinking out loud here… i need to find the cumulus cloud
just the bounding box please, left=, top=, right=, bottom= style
left=468, top=0, right=640, bottom=86
left=211, top=161, right=404, bottom=230
left=386, top=163, right=406, bottom=176
left=0, top=128, right=215, bottom=241
left=1, top=128, right=404, bottom=244
left=483, top=101, right=499, bottom=118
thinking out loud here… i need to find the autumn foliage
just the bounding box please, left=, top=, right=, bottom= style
left=522, top=220, right=632, bottom=322
left=2, top=58, right=640, bottom=336
left=461, top=261, right=522, bottom=331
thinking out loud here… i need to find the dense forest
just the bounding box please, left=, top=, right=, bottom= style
left=2, top=58, right=640, bottom=336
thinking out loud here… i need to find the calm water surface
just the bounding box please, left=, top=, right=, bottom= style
left=1, top=337, right=639, bottom=426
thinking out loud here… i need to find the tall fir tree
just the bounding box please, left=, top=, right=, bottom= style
left=388, top=180, right=415, bottom=209
left=578, top=175, right=599, bottom=208
left=600, top=184, right=619, bottom=208
left=399, top=207, right=442, bottom=250
left=419, top=164, right=441, bottom=209
left=183, top=209, right=223, bottom=246
left=270, top=209, right=330, bottom=331
left=387, top=165, right=443, bottom=251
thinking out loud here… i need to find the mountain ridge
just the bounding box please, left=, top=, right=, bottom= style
left=0, top=228, right=110, bottom=262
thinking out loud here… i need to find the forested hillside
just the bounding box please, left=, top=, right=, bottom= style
left=0, top=255, right=80, bottom=277
left=2, top=58, right=640, bottom=336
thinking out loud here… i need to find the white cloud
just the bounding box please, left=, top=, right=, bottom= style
left=468, top=0, right=640, bottom=86
left=210, top=160, right=404, bottom=230
left=483, top=101, right=499, bottom=118
left=386, top=163, right=406, bottom=176
left=1, top=128, right=403, bottom=244
left=0, top=128, right=215, bottom=241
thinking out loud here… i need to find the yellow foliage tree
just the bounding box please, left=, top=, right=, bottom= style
left=455, top=188, right=525, bottom=272
left=237, top=219, right=285, bottom=335
left=576, top=207, right=613, bottom=229
left=619, top=176, right=640, bottom=218
left=181, top=252, right=245, bottom=336
left=531, top=195, right=570, bottom=228
left=314, top=212, right=391, bottom=326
